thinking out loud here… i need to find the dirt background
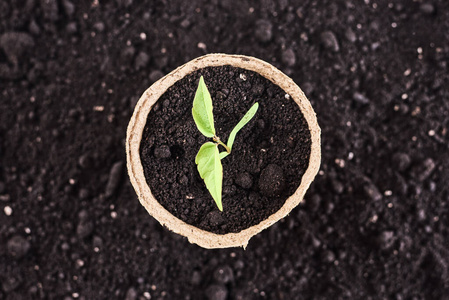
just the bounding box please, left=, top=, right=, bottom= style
left=1, top=0, right=449, bottom=299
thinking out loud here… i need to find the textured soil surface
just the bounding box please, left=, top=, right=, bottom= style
left=140, top=65, right=311, bottom=234
left=1, top=0, right=449, bottom=299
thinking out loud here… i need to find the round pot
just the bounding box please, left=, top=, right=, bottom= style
left=126, top=54, right=321, bottom=249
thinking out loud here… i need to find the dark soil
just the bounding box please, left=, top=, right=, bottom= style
left=1, top=1, right=449, bottom=299
left=140, top=65, right=311, bottom=234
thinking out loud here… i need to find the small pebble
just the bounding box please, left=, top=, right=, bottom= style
left=78, top=154, right=93, bottom=169
left=281, top=48, right=296, bottom=67
left=235, top=172, right=253, bottom=189
left=411, top=158, right=435, bottom=182
left=29, top=19, right=41, bottom=35
left=259, top=164, right=285, bottom=196
left=420, top=3, right=435, bottom=15
left=377, top=231, right=395, bottom=250
left=125, top=288, right=137, bottom=300
left=62, top=0, right=76, bottom=17
left=191, top=270, right=202, bottom=285
left=134, top=51, right=150, bottom=71
left=353, top=92, right=370, bottom=105
left=252, top=84, right=265, bottom=96
left=154, top=145, right=171, bottom=159
left=0, top=32, right=35, bottom=65
left=205, top=284, right=228, bottom=300
left=363, top=182, right=382, bottom=201
left=345, top=28, right=357, bottom=43
left=4, top=205, right=12, bottom=215
left=77, top=219, right=94, bottom=239
left=7, top=235, right=31, bottom=259
left=213, top=265, right=234, bottom=284
left=330, top=178, right=344, bottom=194
left=66, top=22, right=78, bottom=34
left=41, top=0, right=59, bottom=21
left=105, top=161, right=124, bottom=198
left=149, top=70, right=164, bottom=82
left=320, top=31, right=340, bottom=52
left=392, top=153, right=411, bottom=172
left=79, top=188, right=89, bottom=200
left=180, top=19, right=190, bottom=28
left=322, top=250, right=336, bottom=263
left=254, top=19, right=273, bottom=43
left=2, top=276, right=21, bottom=293
left=93, top=22, right=105, bottom=32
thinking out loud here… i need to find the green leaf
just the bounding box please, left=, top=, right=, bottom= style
left=192, top=76, right=216, bottom=138
left=219, top=151, right=229, bottom=160
left=226, top=102, right=259, bottom=151
left=195, top=142, right=223, bottom=211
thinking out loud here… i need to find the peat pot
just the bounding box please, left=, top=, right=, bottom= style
left=126, top=54, right=321, bottom=249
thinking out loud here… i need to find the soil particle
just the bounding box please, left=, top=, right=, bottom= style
left=259, top=164, right=286, bottom=197
left=376, top=231, right=395, bottom=250
left=93, top=22, right=106, bottom=33
left=353, top=92, right=370, bottom=105
left=0, top=32, right=35, bottom=65
left=1, top=276, right=21, bottom=293
left=345, top=28, right=357, bottom=43
left=134, top=51, right=150, bottom=71
left=320, top=31, right=340, bottom=52
left=105, top=161, right=124, bottom=198
left=149, top=70, right=164, bottom=83
left=40, top=0, right=59, bottom=21
left=411, top=158, right=436, bottom=182
left=330, top=178, right=344, bottom=194
left=78, top=188, right=90, bottom=200
left=213, top=265, right=234, bottom=284
left=154, top=144, right=171, bottom=159
left=205, top=284, right=228, bottom=300
left=254, top=19, right=273, bottom=43
left=392, top=152, right=412, bottom=172
left=234, top=172, right=253, bottom=189
left=76, top=210, right=94, bottom=239
left=420, top=3, right=435, bottom=15
left=125, top=288, right=137, bottom=300
left=28, top=19, right=41, bottom=35
left=363, top=182, right=382, bottom=202
left=117, top=0, right=133, bottom=8
left=191, top=270, right=202, bottom=285
left=7, top=235, right=30, bottom=259
left=281, top=48, right=296, bottom=67
left=62, top=0, right=75, bottom=17
left=200, top=211, right=227, bottom=228
left=66, top=22, right=78, bottom=34
left=322, top=250, right=336, bottom=263
left=78, top=154, right=93, bottom=169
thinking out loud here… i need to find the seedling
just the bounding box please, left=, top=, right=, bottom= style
left=193, top=76, right=259, bottom=211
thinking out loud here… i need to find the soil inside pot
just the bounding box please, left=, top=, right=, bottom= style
left=140, top=65, right=311, bottom=234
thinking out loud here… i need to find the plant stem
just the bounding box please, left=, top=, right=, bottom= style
left=217, top=140, right=231, bottom=153
left=213, top=136, right=231, bottom=153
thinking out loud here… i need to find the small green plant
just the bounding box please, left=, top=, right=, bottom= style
left=193, top=76, right=259, bottom=211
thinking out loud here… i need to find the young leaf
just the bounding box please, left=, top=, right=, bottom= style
left=195, top=142, right=223, bottom=211
left=219, top=151, right=229, bottom=160
left=226, top=102, right=259, bottom=151
left=192, top=76, right=216, bottom=138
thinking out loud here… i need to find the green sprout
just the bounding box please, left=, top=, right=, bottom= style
left=193, top=76, right=259, bottom=211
